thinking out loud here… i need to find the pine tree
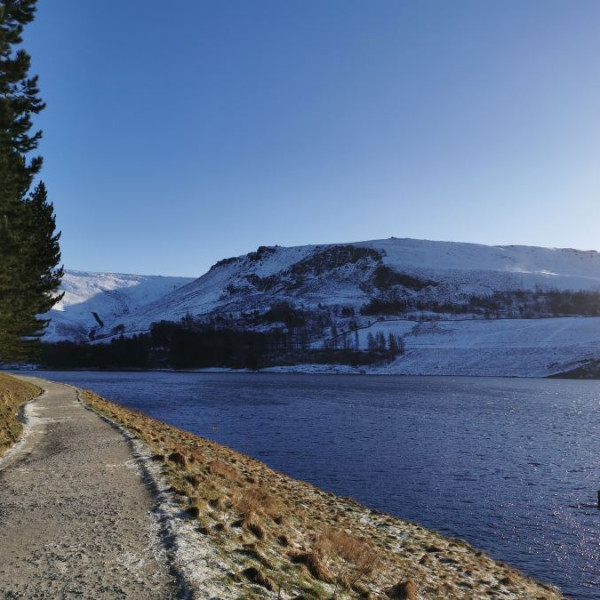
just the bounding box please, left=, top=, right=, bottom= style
left=398, top=335, right=405, bottom=355
left=367, top=332, right=376, bottom=352
left=0, top=0, right=62, bottom=361
left=376, top=331, right=386, bottom=352
left=388, top=332, right=398, bottom=358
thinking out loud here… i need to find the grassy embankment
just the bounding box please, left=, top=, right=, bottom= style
left=0, top=373, right=42, bottom=457
left=81, top=389, right=566, bottom=600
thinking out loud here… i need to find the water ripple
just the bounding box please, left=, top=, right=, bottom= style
left=37, top=371, right=600, bottom=600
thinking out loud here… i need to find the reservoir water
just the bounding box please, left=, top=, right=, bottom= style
left=36, top=371, right=600, bottom=599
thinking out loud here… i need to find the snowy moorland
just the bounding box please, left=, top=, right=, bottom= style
left=44, top=238, right=600, bottom=376
left=44, top=271, right=194, bottom=343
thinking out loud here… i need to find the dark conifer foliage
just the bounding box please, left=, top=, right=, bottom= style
left=40, top=320, right=389, bottom=371
left=0, top=0, right=62, bottom=361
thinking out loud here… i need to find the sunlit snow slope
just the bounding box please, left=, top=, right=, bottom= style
left=44, top=270, right=194, bottom=342
left=44, top=239, right=600, bottom=376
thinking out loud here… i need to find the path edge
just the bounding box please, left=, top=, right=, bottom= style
left=0, top=387, right=47, bottom=471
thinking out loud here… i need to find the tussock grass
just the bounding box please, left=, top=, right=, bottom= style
left=210, top=459, right=240, bottom=480
left=232, top=485, right=284, bottom=518
left=80, top=388, right=567, bottom=600
left=0, top=374, right=41, bottom=457
left=316, top=527, right=381, bottom=588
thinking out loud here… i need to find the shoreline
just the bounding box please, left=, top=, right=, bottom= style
left=74, top=380, right=566, bottom=599
left=0, top=374, right=576, bottom=598
left=24, top=364, right=598, bottom=381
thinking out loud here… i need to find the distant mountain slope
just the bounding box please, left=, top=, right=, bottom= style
left=44, top=271, right=194, bottom=342
left=123, top=238, right=600, bottom=329
left=43, top=239, right=600, bottom=376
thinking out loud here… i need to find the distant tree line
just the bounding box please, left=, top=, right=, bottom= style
left=40, top=317, right=394, bottom=370
left=361, top=289, right=600, bottom=319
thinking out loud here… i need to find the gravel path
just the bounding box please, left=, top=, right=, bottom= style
left=0, top=377, right=182, bottom=599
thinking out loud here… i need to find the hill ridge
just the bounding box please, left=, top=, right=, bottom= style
left=43, top=238, right=600, bottom=377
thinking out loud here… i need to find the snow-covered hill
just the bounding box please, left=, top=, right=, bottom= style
left=112, top=238, right=600, bottom=333
left=44, top=238, right=600, bottom=376
left=44, top=270, right=194, bottom=342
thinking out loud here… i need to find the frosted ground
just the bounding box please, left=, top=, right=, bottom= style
left=357, top=317, right=600, bottom=376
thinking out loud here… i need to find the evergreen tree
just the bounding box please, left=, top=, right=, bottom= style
left=367, top=332, right=376, bottom=352
left=0, top=0, right=62, bottom=361
left=388, top=332, right=398, bottom=358
left=376, top=331, right=386, bottom=352
left=397, top=335, right=405, bottom=356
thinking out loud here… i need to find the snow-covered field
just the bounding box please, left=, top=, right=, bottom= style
left=366, top=238, right=600, bottom=291
left=358, top=317, right=600, bottom=376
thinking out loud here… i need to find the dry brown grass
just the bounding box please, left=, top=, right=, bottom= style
left=80, top=388, right=568, bottom=600
left=315, top=527, right=381, bottom=589
left=388, top=579, right=418, bottom=599
left=209, top=459, right=240, bottom=480
left=290, top=548, right=334, bottom=583
left=0, top=374, right=41, bottom=457
left=232, top=485, right=283, bottom=519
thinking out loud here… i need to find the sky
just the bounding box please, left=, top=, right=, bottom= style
left=22, top=0, right=600, bottom=277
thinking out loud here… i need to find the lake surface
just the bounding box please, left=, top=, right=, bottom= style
left=35, top=371, right=600, bottom=599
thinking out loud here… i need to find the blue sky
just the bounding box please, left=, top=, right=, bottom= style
left=24, top=1, right=600, bottom=276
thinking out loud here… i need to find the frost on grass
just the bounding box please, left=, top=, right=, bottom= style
left=80, top=388, right=567, bottom=600
left=0, top=374, right=42, bottom=458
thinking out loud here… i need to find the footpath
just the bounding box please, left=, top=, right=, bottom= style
left=0, top=378, right=181, bottom=599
